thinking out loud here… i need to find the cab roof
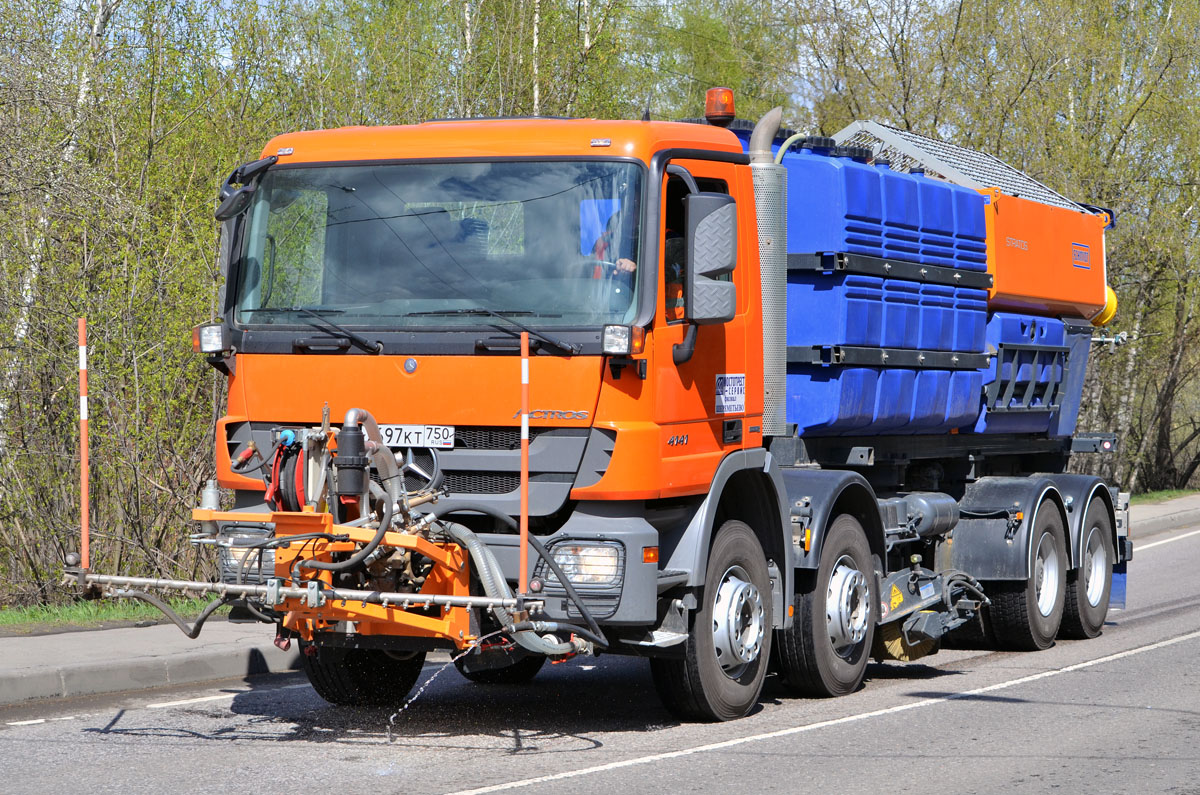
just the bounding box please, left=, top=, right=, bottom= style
left=261, top=119, right=746, bottom=164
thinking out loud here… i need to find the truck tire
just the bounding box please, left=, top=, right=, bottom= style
left=775, top=514, right=876, bottom=697
left=1060, top=501, right=1114, bottom=639
left=301, top=645, right=426, bottom=707
left=989, top=505, right=1067, bottom=650
left=454, top=654, right=546, bottom=684
left=650, top=520, right=772, bottom=721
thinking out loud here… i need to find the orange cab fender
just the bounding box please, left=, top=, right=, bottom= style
left=780, top=468, right=886, bottom=577
left=663, top=448, right=792, bottom=630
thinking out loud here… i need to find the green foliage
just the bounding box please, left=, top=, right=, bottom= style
left=1, top=0, right=1197, bottom=606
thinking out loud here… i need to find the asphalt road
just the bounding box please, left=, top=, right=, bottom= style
left=3, top=525, right=1199, bottom=795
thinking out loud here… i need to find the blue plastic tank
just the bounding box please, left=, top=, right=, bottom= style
left=787, top=272, right=884, bottom=347
left=912, top=169, right=957, bottom=268
left=878, top=159, right=922, bottom=263
left=782, top=140, right=884, bottom=258
left=882, top=279, right=921, bottom=348
left=953, top=288, right=989, bottom=353
left=787, top=365, right=879, bottom=435
left=973, top=313, right=1072, bottom=434
left=952, top=186, right=988, bottom=271
left=918, top=284, right=957, bottom=351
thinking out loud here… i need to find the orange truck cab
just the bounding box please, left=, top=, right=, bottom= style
left=77, top=95, right=1129, bottom=723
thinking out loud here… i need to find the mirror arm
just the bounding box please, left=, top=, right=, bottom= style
left=666, top=164, right=700, bottom=194
left=673, top=323, right=698, bottom=365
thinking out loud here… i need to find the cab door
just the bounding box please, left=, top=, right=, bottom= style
left=652, top=157, right=752, bottom=497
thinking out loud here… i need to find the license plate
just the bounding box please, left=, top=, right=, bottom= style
left=378, top=424, right=455, bottom=449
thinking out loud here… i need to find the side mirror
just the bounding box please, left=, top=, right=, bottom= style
left=214, top=155, right=277, bottom=221
left=214, top=184, right=256, bottom=221
left=685, top=192, right=737, bottom=324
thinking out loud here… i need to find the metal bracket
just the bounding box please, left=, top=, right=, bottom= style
left=786, top=251, right=994, bottom=290
left=305, top=580, right=326, bottom=608
left=788, top=345, right=990, bottom=371
left=265, top=578, right=283, bottom=606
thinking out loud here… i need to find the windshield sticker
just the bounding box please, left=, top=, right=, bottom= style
left=715, top=374, right=745, bottom=415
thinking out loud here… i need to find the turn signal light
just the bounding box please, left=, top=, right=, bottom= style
left=705, top=87, right=735, bottom=127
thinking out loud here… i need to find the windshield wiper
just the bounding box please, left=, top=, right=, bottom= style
left=242, top=306, right=347, bottom=315
left=298, top=308, right=382, bottom=354
left=407, top=307, right=578, bottom=354
left=407, top=308, right=537, bottom=317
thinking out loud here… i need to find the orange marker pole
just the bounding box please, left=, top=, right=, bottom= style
left=519, top=331, right=530, bottom=595
left=79, top=318, right=89, bottom=569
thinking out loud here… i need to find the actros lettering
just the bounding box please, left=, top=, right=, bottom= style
left=512, top=409, right=590, bottom=420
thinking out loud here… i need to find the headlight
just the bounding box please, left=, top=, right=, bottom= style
left=192, top=322, right=228, bottom=354
left=551, top=543, right=622, bottom=586
left=602, top=325, right=645, bottom=355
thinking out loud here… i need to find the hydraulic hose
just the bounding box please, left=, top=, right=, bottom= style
left=293, top=495, right=392, bottom=582
left=441, top=521, right=576, bottom=656
left=112, top=591, right=233, bottom=639
left=430, top=503, right=607, bottom=647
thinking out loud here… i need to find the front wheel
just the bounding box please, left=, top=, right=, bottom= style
left=1060, top=501, right=1114, bottom=639
left=301, top=645, right=426, bottom=707
left=989, top=504, right=1067, bottom=650
left=775, top=514, right=877, bottom=697
left=454, top=653, right=546, bottom=684
left=650, top=520, right=772, bottom=722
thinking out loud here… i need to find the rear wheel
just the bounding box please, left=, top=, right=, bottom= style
left=1060, top=501, right=1114, bottom=639
left=301, top=645, right=426, bottom=707
left=990, top=504, right=1067, bottom=651
left=775, top=514, right=877, bottom=697
left=454, top=654, right=546, bottom=684
left=650, top=520, right=772, bottom=722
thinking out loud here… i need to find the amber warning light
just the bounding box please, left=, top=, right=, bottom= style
left=705, top=87, right=735, bottom=127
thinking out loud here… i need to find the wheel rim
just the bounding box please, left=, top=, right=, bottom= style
left=1082, top=525, right=1108, bottom=607
left=1034, top=531, right=1061, bottom=617
left=711, top=564, right=765, bottom=678
left=826, top=555, right=869, bottom=658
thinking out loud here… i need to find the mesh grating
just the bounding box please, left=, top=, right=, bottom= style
left=834, top=121, right=1084, bottom=213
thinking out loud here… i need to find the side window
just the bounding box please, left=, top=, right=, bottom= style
left=663, top=174, right=729, bottom=322
left=248, top=188, right=328, bottom=310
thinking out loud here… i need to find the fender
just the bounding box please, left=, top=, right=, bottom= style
left=663, top=448, right=792, bottom=629
left=947, top=476, right=1068, bottom=581
left=776, top=468, right=886, bottom=573
left=1034, top=473, right=1116, bottom=569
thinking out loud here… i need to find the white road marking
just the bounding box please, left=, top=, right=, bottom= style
left=147, top=683, right=308, bottom=709
left=445, top=629, right=1200, bottom=795
left=6, top=719, right=46, bottom=726
left=1137, top=528, right=1200, bottom=551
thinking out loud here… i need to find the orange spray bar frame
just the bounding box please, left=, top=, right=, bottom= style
left=175, top=506, right=533, bottom=648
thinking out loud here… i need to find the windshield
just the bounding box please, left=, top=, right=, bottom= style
left=234, top=160, right=643, bottom=329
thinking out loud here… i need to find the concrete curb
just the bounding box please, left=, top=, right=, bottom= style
left=0, top=625, right=302, bottom=709
left=1131, top=506, right=1200, bottom=539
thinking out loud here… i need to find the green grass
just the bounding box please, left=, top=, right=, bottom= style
left=0, top=597, right=230, bottom=629
left=1130, top=488, right=1200, bottom=505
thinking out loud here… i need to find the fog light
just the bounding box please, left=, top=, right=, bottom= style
left=192, top=323, right=228, bottom=353
left=551, top=543, right=622, bottom=586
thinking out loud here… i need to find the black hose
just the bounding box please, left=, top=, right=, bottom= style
left=294, top=496, right=392, bottom=580
left=428, top=503, right=607, bottom=646
left=112, top=590, right=232, bottom=639
left=507, top=620, right=607, bottom=649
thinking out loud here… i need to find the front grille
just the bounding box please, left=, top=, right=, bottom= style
left=453, top=426, right=587, bottom=450
left=443, top=471, right=574, bottom=495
